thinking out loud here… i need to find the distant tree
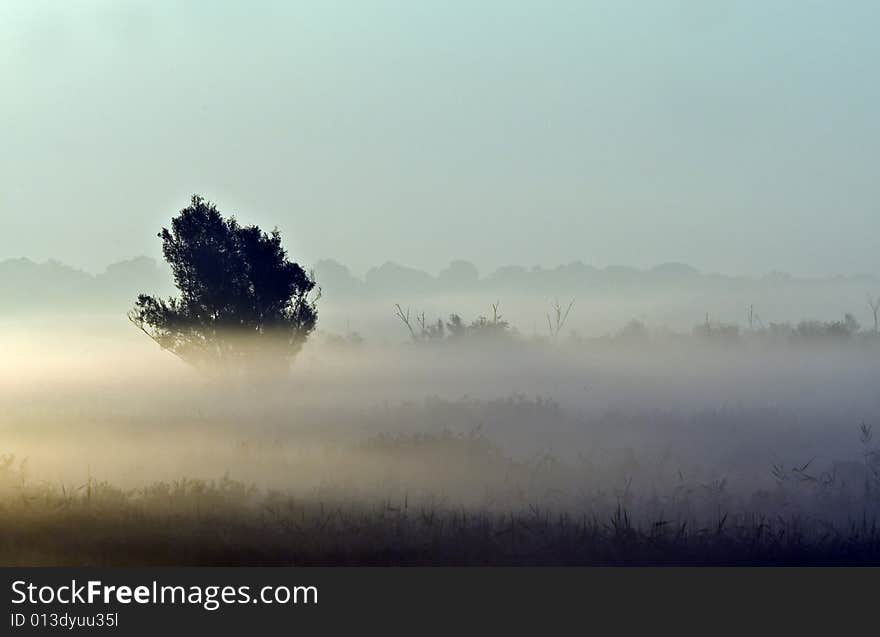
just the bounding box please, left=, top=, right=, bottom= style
left=457, top=303, right=511, bottom=341
left=445, top=313, right=467, bottom=339
left=616, top=319, right=649, bottom=344
left=129, top=195, right=319, bottom=375
left=546, top=298, right=574, bottom=343
left=795, top=314, right=859, bottom=341
left=746, top=304, right=764, bottom=330
left=868, top=295, right=880, bottom=334
left=394, top=304, right=448, bottom=342
left=693, top=314, right=741, bottom=345
left=766, top=321, right=796, bottom=342
left=394, top=302, right=513, bottom=344
left=437, top=260, right=480, bottom=289
left=844, top=312, right=861, bottom=335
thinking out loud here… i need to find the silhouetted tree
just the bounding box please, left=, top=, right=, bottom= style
left=394, top=302, right=513, bottom=344
left=129, top=195, right=319, bottom=375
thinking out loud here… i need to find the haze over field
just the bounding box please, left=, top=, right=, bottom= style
left=2, top=301, right=879, bottom=501
left=2, top=255, right=879, bottom=338
left=2, top=2, right=880, bottom=565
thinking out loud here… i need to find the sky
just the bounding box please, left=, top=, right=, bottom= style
left=1, top=0, right=878, bottom=277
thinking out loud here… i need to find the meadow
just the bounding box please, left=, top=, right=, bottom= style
left=2, top=318, right=880, bottom=565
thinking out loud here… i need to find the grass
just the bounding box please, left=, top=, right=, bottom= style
left=4, top=467, right=880, bottom=566
left=3, top=394, right=880, bottom=566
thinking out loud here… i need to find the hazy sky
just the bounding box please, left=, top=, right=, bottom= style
left=1, top=1, right=878, bottom=276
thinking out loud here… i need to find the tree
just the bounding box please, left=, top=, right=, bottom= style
left=868, top=295, right=880, bottom=334
left=844, top=312, right=860, bottom=335
left=129, top=195, right=319, bottom=376
left=546, top=298, right=574, bottom=343
left=394, top=302, right=512, bottom=344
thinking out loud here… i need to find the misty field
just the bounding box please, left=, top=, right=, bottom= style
left=2, top=320, right=880, bottom=565
left=4, top=0, right=880, bottom=578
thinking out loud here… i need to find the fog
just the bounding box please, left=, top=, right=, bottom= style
left=3, top=313, right=878, bottom=521
left=5, top=1, right=880, bottom=565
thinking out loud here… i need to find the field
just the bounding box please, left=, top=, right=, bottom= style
left=2, top=320, right=880, bottom=565
left=6, top=477, right=880, bottom=566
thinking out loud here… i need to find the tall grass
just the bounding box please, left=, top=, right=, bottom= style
left=4, top=426, right=880, bottom=566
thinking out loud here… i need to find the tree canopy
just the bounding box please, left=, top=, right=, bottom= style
left=130, top=195, right=318, bottom=375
